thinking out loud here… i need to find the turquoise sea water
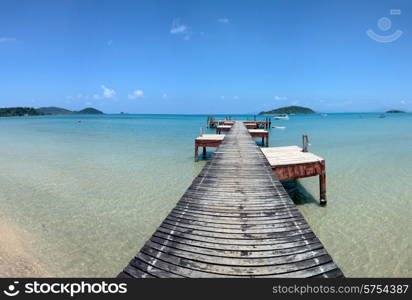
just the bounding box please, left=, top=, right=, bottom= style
left=0, top=113, right=411, bottom=277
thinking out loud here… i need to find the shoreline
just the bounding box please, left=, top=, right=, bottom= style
left=0, top=212, right=51, bottom=277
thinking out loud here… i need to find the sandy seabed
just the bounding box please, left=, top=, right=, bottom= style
left=0, top=214, right=51, bottom=277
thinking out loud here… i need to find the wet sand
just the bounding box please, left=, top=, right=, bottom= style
left=0, top=214, right=51, bottom=277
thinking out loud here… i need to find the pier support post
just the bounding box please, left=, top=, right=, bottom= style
left=194, top=146, right=199, bottom=162
left=261, top=137, right=264, bottom=146
left=302, top=134, right=309, bottom=152
left=202, top=147, right=206, bottom=157
left=319, top=161, right=327, bottom=205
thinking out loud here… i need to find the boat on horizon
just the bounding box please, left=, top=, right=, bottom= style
left=273, top=114, right=289, bottom=120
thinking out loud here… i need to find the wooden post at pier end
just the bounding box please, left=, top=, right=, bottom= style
left=302, top=134, right=309, bottom=152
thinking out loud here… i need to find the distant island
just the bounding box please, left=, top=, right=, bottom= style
left=0, top=106, right=104, bottom=117
left=386, top=110, right=406, bottom=113
left=38, top=106, right=104, bottom=115
left=259, top=106, right=316, bottom=115
left=36, top=106, right=73, bottom=115
left=0, top=107, right=44, bottom=117
left=75, top=108, right=104, bottom=114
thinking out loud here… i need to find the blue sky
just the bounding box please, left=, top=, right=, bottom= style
left=0, top=0, right=411, bottom=113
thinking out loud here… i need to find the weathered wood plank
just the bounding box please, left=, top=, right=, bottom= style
left=119, top=122, right=342, bottom=278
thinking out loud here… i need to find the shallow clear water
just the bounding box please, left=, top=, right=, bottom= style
left=0, top=113, right=411, bottom=277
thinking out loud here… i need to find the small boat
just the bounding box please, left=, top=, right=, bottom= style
left=378, top=114, right=386, bottom=118
left=272, top=126, right=286, bottom=129
left=273, top=114, right=289, bottom=120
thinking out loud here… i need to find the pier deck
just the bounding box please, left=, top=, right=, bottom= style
left=216, top=125, right=232, bottom=134
left=261, top=146, right=326, bottom=204
left=209, top=119, right=271, bottom=129
left=244, top=122, right=258, bottom=129
left=248, top=129, right=269, bottom=147
left=119, top=122, right=342, bottom=278
left=195, top=134, right=225, bottom=162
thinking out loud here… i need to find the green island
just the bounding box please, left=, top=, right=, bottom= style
left=36, top=107, right=73, bottom=114
left=0, top=106, right=104, bottom=117
left=75, top=107, right=104, bottom=114
left=0, top=107, right=44, bottom=117
left=386, top=110, right=406, bottom=113
left=259, top=105, right=316, bottom=115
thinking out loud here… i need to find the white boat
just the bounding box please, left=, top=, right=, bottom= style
left=273, top=114, right=289, bottom=120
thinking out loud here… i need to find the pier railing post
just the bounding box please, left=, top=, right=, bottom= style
left=302, top=134, right=309, bottom=152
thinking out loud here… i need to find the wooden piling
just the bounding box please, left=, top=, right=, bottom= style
left=302, top=134, right=309, bottom=152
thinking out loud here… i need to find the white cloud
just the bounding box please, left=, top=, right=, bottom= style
left=128, top=89, right=144, bottom=99
left=91, top=85, right=115, bottom=100
left=218, top=18, right=229, bottom=24
left=0, top=37, right=16, bottom=43
left=101, top=85, right=116, bottom=98
left=170, top=19, right=188, bottom=34
left=274, top=96, right=288, bottom=101
left=170, top=19, right=192, bottom=40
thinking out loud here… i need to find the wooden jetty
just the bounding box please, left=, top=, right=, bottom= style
left=216, top=125, right=232, bottom=134
left=119, top=121, right=342, bottom=278
left=244, top=122, right=258, bottom=129
left=208, top=117, right=271, bottom=129
left=248, top=129, right=269, bottom=147
left=194, top=134, right=225, bottom=162
left=261, top=146, right=326, bottom=205
left=223, top=121, right=235, bottom=126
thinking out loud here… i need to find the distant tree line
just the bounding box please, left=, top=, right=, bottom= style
left=0, top=106, right=104, bottom=117
left=0, top=107, right=45, bottom=117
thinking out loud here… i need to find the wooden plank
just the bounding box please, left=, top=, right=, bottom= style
left=118, top=121, right=342, bottom=278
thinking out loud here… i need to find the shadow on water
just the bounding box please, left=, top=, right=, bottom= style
left=280, top=180, right=319, bottom=206
left=196, top=151, right=215, bottom=161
